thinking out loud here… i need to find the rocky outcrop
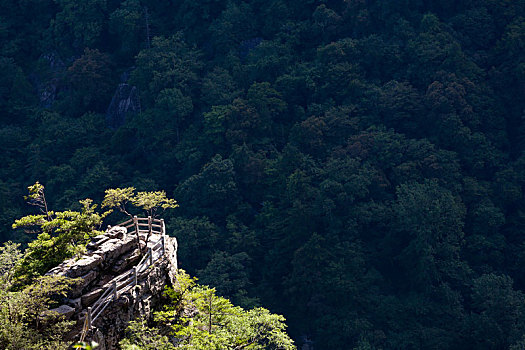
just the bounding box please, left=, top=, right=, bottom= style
left=106, top=83, right=141, bottom=129
left=46, top=225, right=178, bottom=350
left=30, top=51, right=66, bottom=107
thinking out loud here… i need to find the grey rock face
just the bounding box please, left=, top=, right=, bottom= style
left=106, top=83, right=141, bottom=129
left=50, top=304, right=76, bottom=320
left=46, top=225, right=178, bottom=349
left=81, top=288, right=104, bottom=307
left=34, top=51, right=66, bottom=107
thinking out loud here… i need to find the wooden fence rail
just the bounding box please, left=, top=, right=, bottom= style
left=79, top=217, right=169, bottom=342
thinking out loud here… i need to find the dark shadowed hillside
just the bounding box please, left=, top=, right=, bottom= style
left=1, top=0, right=525, bottom=348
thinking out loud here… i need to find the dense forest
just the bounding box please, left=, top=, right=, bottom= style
left=0, top=0, right=524, bottom=348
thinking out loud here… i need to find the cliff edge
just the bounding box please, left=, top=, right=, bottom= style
left=46, top=223, right=178, bottom=349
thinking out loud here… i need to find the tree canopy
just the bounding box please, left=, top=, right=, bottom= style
left=1, top=0, right=525, bottom=348
left=121, top=270, right=295, bottom=350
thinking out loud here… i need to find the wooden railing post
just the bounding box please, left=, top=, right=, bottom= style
left=161, top=235, right=165, bottom=256
left=133, top=216, right=139, bottom=235
left=87, top=307, right=92, bottom=329
left=133, top=267, right=138, bottom=286
left=133, top=215, right=141, bottom=252
left=112, top=281, right=117, bottom=300
left=148, top=216, right=152, bottom=236
left=148, top=247, right=153, bottom=265
left=160, top=219, right=165, bottom=236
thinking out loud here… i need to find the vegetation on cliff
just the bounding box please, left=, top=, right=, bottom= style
left=0, top=241, right=78, bottom=349
left=1, top=186, right=294, bottom=349
left=121, top=271, right=295, bottom=350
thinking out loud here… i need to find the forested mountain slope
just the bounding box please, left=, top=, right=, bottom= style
left=1, top=0, right=524, bottom=348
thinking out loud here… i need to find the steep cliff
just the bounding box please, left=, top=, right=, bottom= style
left=46, top=224, right=178, bottom=349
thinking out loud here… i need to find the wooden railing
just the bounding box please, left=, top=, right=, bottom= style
left=119, top=215, right=165, bottom=237
left=79, top=217, right=171, bottom=342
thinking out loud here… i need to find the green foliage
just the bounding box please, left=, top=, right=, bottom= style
left=132, top=191, right=178, bottom=218
left=201, top=67, right=240, bottom=107
left=73, top=341, right=99, bottom=350
left=49, top=0, right=108, bottom=52
left=170, top=217, right=219, bottom=273
left=109, top=0, right=145, bottom=59
left=0, top=242, right=78, bottom=349
left=130, top=34, right=202, bottom=106
left=120, top=320, right=176, bottom=350
left=0, top=241, right=23, bottom=289
left=208, top=1, right=256, bottom=54
left=197, top=251, right=258, bottom=308
left=0, top=57, right=36, bottom=117
left=392, top=180, right=467, bottom=288
left=12, top=183, right=109, bottom=283
left=67, top=48, right=115, bottom=112
left=176, top=155, right=239, bottom=220
left=155, top=87, right=193, bottom=142
left=101, top=187, right=136, bottom=216
left=1, top=0, right=525, bottom=348
left=121, top=270, right=295, bottom=350
left=465, top=273, right=525, bottom=348
left=102, top=187, right=178, bottom=218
